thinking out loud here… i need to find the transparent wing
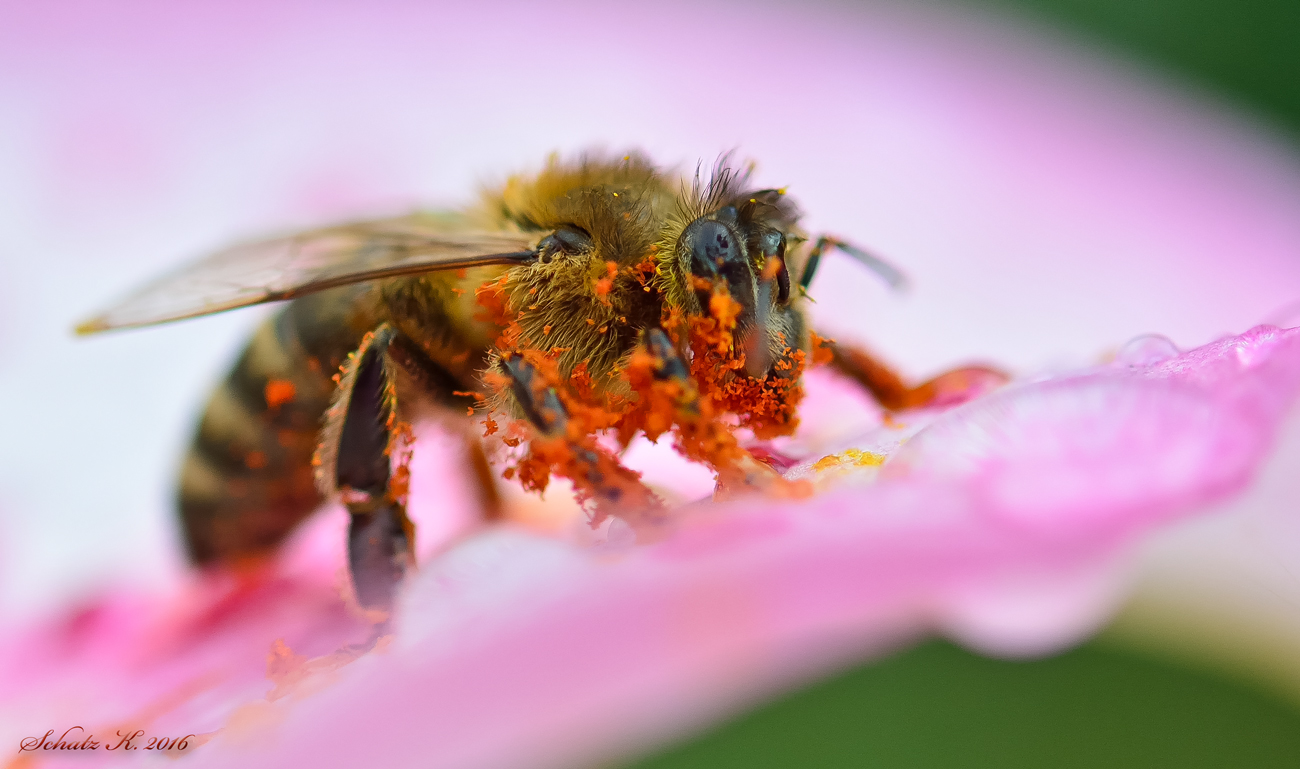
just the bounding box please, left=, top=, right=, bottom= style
left=76, top=214, right=538, bottom=334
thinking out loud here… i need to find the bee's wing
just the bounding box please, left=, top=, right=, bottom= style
left=76, top=215, right=538, bottom=334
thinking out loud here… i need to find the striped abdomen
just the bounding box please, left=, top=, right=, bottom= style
left=177, top=288, right=370, bottom=564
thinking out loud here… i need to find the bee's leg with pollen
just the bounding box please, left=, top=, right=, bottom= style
left=322, top=325, right=415, bottom=614
left=383, top=334, right=503, bottom=523
left=640, top=329, right=782, bottom=496
left=825, top=340, right=1008, bottom=411
left=799, top=236, right=1006, bottom=410
left=462, top=432, right=505, bottom=521
left=500, top=354, right=663, bottom=524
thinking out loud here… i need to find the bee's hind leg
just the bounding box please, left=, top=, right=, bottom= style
left=825, top=340, right=1007, bottom=411
left=323, top=325, right=415, bottom=614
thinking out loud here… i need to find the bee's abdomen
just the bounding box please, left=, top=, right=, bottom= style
left=177, top=290, right=366, bottom=564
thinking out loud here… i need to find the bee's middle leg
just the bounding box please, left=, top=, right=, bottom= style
left=383, top=334, right=503, bottom=523
left=826, top=339, right=1007, bottom=411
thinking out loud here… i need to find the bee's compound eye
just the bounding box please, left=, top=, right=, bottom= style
left=755, top=230, right=790, bottom=304
left=536, top=225, right=592, bottom=262
left=683, top=219, right=738, bottom=277
left=755, top=230, right=786, bottom=259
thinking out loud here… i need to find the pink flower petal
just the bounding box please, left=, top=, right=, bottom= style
left=190, top=327, right=1300, bottom=769
left=8, top=325, right=1295, bottom=768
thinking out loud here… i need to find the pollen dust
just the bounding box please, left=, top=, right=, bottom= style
left=475, top=268, right=816, bottom=520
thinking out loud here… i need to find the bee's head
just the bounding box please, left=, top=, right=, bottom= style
left=671, top=189, right=799, bottom=377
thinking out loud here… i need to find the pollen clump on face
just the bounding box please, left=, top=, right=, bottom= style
left=671, top=282, right=806, bottom=440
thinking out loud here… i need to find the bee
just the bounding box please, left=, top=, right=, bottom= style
left=78, top=152, right=1000, bottom=613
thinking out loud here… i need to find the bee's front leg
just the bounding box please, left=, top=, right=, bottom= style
left=638, top=329, right=784, bottom=497
left=319, top=325, right=415, bottom=614
left=825, top=339, right=1007, bottom=411
left=500, top=354, right=663, bottom=527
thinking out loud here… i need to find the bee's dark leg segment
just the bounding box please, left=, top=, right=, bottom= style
left=800, top=236, right=908, bottom=293
left=827, top=339, right=1008, bottom=411
left=644, top=328, right=703, bottom=417
left=335, top=331, right=395, bottom=495
left=346, top=499, right=411, bottom=613
left=333, top=327, right=414, bottom=613
left=645, top=328, right=690, bottom=382
left=502, top=355, right=569, bottom=436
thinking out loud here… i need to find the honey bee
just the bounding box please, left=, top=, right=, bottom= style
left=78, top=152, right=1000, bottom=613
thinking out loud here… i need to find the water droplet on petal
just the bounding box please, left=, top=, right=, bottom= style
left=603, top=518, right=637, bottom=547
left=1114, top=334, right=1179, bottom=368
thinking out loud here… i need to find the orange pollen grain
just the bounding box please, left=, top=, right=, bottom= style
left=265, top=380, right=296, bottom=409
left=592, top=261, right=619, bottom=305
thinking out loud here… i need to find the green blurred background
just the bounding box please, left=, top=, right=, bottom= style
left=994, top=0, right=1300, bottom=137
left=627, top=1, right=1300, bottom=766
left=632, top=641, right=1300, bottom=768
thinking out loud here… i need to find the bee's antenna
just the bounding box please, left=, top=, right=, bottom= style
left=800, top=235, right=908, bottom=293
